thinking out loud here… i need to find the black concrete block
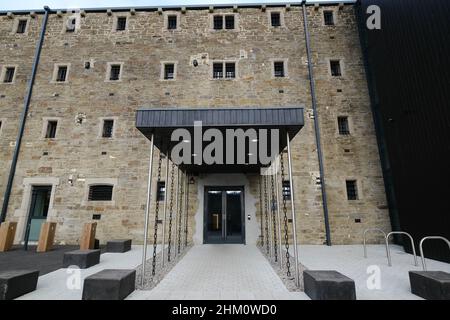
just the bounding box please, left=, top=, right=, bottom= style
left=0, top=270, right=39, bottom=300
left=303, top=270, right=356, bottom=300
left=82, top=269, right=136, bottom=300
left=106, top=239, right=132, bottom=253
left=63, top=249, right=101, bottom=269
left=409, top=271, right=450, bottom=300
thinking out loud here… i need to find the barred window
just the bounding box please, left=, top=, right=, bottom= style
left=346, top=180, right=358, bottom=200
left=330, top=60, right=342, bottom=77
left=213, top=15, right=235, bottom=30
left=225, top=62, right=235, bottom=78
left=3, top=67, right=15, bottom=83
left=17, top=20, right=28, bottom=33
left=88, top=185, right=113, bottom=201
left=324, top=11, right=335, bottom=26
left=271, top=12, right=281, bottom=27
left=213, top=15, right=223, bottom=30
left=213, top=63, right=223, bottom=79
left=274, top=61, right=285, bottom=77
left=102, top=120, right=114, bottom=138
left=56, top=66, right=68, bottom=82
left=164, top=63, right=175, bottom=80
left=109, top=64, right=121, bottom=81
left=116, top=17, right=127, bottom=31
left=225, top=15, right=235, bottom=29
left=338, top=117, right=350, bottom=135
left=45, top=121, right=58, bottom=139
left=167, top=15, right=177, bottom=30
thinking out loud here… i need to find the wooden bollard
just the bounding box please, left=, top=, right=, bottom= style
left=80, top=222, right=97, bottom=250
left=37, top=222, right=57, bottom=253
left=0, top=222, right=17, bottom=252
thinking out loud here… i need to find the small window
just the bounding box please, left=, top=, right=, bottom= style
left=0, top=120, right=3, bottom=133
left=56, top=66, right=68, bottom=82
left=213, top=63, right=224, bottom=79
left=225, top=62, right=235, bottom=78
left=17, top=19, right=28, bottom=34
left=157, top=181, right=165, bottom=201
left=109, top=64, right=121, bottom=81
left=330, top=60, right=342, bottom=77
left=324, top=11, right=335, bottom=26
left=102, top=120, right=114, bottom=138
left=164, top=63, right=175, bottom=80
left=274, top=61, right=285, bottom=77
left=116, top=17, right=127, bottom=31
left=338, top=116, right=350, bottom=135
left=167, top=15, right=177, bottom=30
left=66, top=18, right=76, bottom=32
left=225, top=15, right=235, bottom=29
left=3, top=67, right=16, bottom=83
left=45, top=121, right=58, bottom=139
left=346, top=180, right=358, bottom=200
left=88, top=185, right=113, bottom=201
left=282, top=180, right=291, bottom=200
left=271, top=12, right=281, bottom=27
left=213, top=15, right=223, bottom=30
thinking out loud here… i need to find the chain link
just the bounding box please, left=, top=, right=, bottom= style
left=280, top=152, right=291, bottom=277
left=151, top=154, right=163, bottom=276
left=263, top=174, right=270, bottom=255
left=270, top=173, right=278, bottom=262
left=167, top=162, right=175, bottom=262
left=177, top=173, right=184, bottom=254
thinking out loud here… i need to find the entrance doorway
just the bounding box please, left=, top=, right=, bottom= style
left=203, top=186, right=245, bottom=244
left=25, top=186, right=52, bottom=241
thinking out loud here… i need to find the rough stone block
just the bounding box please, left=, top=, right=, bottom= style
left=63, top=249, right=100, bottom=269
left=82, top=269, right=136, bottom=300
left=409, top=271, right=450, bottom=300
left=106, top=239, right=132, bottom=253
left=303, top=270, right=356, bottom=300
left=0, top=270, right=39, bottom=300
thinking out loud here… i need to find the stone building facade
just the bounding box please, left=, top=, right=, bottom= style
left=0, top=3, right=391, bottom=247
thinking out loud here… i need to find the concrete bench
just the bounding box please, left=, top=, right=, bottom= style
left=0, top=270, right=39, bottom=300
left=106, top=239, right=132, bottom=253
left=82, top=269, right=136, bottom=300
left=303, top=270, right=356, bottom=300
left=63, top=249, right=101, bottom=269
left=409, top=271, right=450, bottom=300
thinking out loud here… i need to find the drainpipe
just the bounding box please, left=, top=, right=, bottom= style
left=301, top=1, right=332, bottom=246
left=0, top=6, right=51, bottom=223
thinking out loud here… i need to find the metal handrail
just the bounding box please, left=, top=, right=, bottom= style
left=419, top=236, right=450, bottom=271
left=363, top=228, right=392, bottom=266
left=386, top=231, right=418, bottom=266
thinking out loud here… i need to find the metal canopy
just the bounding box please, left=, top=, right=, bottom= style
left=136, top=107, right=304, bottom=173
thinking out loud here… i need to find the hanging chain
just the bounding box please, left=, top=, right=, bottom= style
left=151, top=154, right=163, bottom=276
left=270, top=173, right=278, bottom=262
left=280, top=152, right=291, bottom=277
left=263, top=174, right=270, bottom=255
left=177, top=173, right=184, bottom=254
left=167, top=162, right=175, bottom=262
left=259, top=175, right=264, bottom=247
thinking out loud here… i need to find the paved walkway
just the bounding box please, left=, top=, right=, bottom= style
left=129, top=245, right=308, bottom=300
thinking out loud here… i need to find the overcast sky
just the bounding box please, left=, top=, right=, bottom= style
left=0, top=0, right=344, bottom=11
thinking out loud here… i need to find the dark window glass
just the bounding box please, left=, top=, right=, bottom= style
left=213, top=63, right=223, bottom=79
left=102, top=120, right=114, bottom=138
left=110, top=65, right=121, bottom=81
left=45, top=121, right=57, bottom=139
left=324, top=11, right=335, bottom=26
left=4, top=67, right=15, bottom=83
left=346, top=180, right=358, bottom=200
left=88, top=185, right=113, bottom=201
left=157, top=181, right=165, bottom=201
left=164, top=64, right=175, bottom=80
left=225, top=62, right=235, bottom=78
left=167, top=15, right=177, bottom=30
left=17, top=20, right=27, bottom=33
left=116, top=17, right=127, bottom=31
left=282, top=180, right=291, bottom=200
left=213, top=15, right=223, bottom=30
left=66, top=18, right=76, bottom=32
left=274, top=61, right=285, bottom=77
left=56, top=66, right=68, bottom=82
left=271, top=12, right=281, bottom=27
left=338, top=116, right=350, bottom=135
left=330, top=60, right=342, bottom=77
left=225, top=15, right=235, bottom=29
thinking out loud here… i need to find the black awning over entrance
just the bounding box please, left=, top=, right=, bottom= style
left=136, top=107, right=304, bottom=173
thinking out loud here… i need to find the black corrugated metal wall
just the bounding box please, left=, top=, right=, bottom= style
left=357, top=0, right=450, bottom=262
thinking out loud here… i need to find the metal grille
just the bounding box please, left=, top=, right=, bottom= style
left=88, top=185, right=113, bottom=201
left=116, top=17, right=127, bottom=31
left=102, top=120, right=114, bottom=138
left=45, top=121, right=57, bottom=139
left=213, top=63, right=223, bottom=79
left=213, top=15, right=223, bottom=30
left=110, top=65, right=121, bottom=81
left=324, top=11, right=335, bottom=26
left=338, top=116, right=350, bottom=135
left=17, top=20, right=27, bottom=33
left=164, top=64, right=175, bottom=80
left=330, top=60, right=342, bottom=77
left=56, top=66, right=68, bottom=82
left=271, top=12, right=281, bottom=27
left=274, top=62, right=285, bottom=77
left=167, top=15, right=177, bottom=30
left=346, top=180, right=358, bottom=200
left=225, top=63, right=235, bottom=78
left=225, top=15, right=235, bottom=29
left=3, top=67, right=15, bottom=83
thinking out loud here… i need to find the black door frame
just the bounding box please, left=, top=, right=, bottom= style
left=203, top=186, right=245, bottom=244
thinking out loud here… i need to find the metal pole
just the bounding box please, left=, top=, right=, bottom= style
left=141, top=134, right=154, bottom=286
left=161, top=155, right=169, bottom=267
left=259, top=175, right=264, bottom=247
left=275, top=163, right=283, bottom=268
left=286, top=132, right=300, bottom=287
left=1, top=6, right=51, bottom=223
left=184, top=173, right=189, bottom=247
left=268, top=173, right=273, bottom=260
left=174, top=168, right=180, bottom=256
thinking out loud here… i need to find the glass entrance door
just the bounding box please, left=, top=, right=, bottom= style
left=204, top=187, right=245, bottom=244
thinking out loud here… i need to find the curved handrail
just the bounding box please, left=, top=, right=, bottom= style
left=363, top=228, right=391, bottom=266
left=419, top=236, right=450, bottom=271
left=386, top=231, right=418, bottom=266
